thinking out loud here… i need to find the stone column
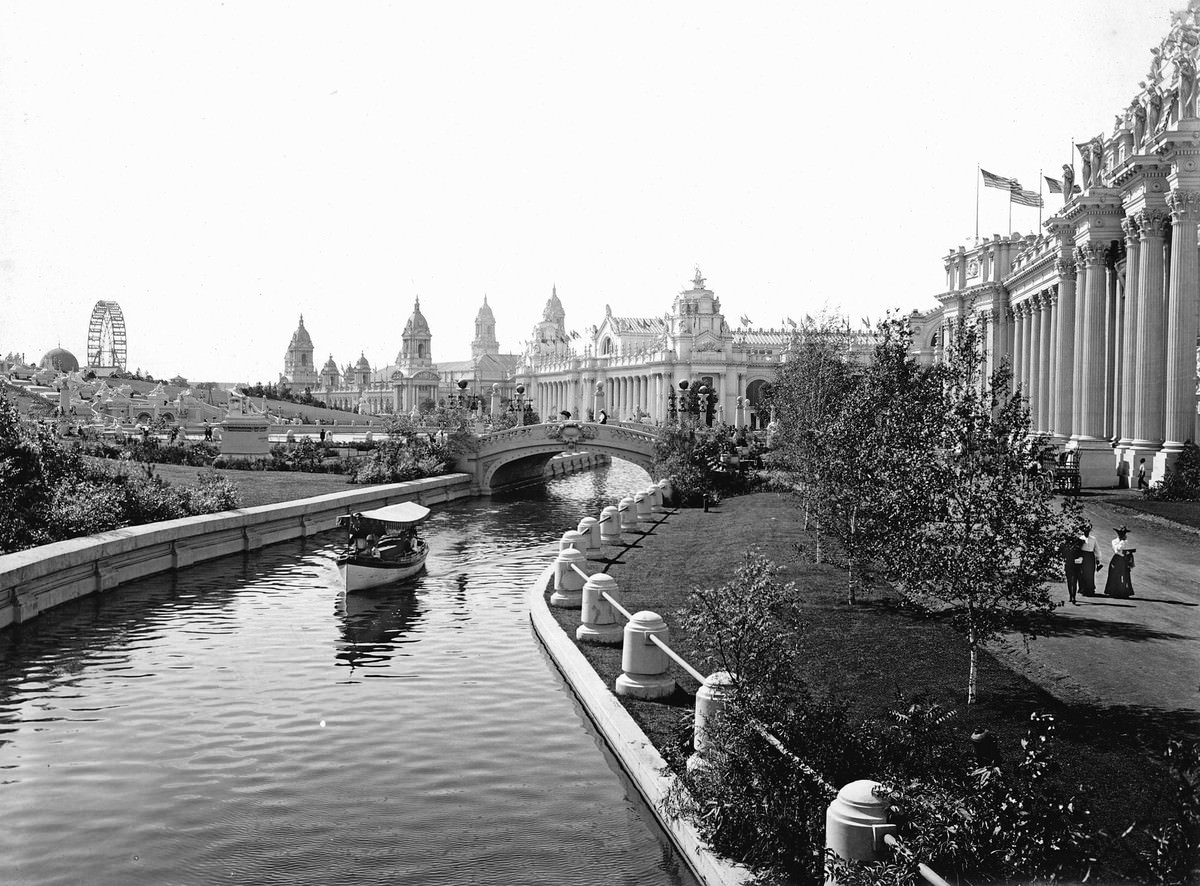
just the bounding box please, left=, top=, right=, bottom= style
left=1029, top=297, right=1043, bottom=427
left=1039, top=290, right=1054, bottom=433
left=1160, top=189, right=1200, bottom=473
left=1045, top=289, right=1058, bottom=434
left=1012, top=305, right=1026, bottom=398
left=1119, top=217, right=1141, bottom=453
left=1076, top=241, right=1110, bottom=442
left=1071, top=247, right=1088, bottom=436
left=1132, top=208, right=1170, bottom=453
left=1104, top=256, right=1120, bottom=440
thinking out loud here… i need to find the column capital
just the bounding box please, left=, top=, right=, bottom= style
left=1121, top=215, right=1141, bottom=242
left=1166, top=188, right=1200, bottom=222
left=1055, top=257, right=1077, bottom=281
left=1045, top=284, right=1059, bottom=306
left=1079, top=241, right=1109, bottom=267
left=1134, top=206, right=1171, bottom=238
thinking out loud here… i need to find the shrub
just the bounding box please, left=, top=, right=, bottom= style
left=1145, top=440, right=1200, bottom=501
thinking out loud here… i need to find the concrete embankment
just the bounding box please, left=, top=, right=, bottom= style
left=528, top=565, right=752, bottom=886
left=0, top=473, right=473, bottom=630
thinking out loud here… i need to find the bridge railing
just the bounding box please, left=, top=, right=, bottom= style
left=542, top=482, right=951, bottom=882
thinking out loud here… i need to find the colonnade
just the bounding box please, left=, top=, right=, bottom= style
left=956, top=194, right=1198, bottom=485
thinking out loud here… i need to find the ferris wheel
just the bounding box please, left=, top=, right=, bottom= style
left=86, top=300, right=127, bottom=369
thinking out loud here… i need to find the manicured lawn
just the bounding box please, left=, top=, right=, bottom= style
left=1099, top=490, right=1200, bottom=531
left=92, top=459, right=362, bottom=508
left=546, top=492, right=1182, bottom=880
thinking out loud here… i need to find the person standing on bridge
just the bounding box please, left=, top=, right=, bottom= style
left=598, top=409, right=607, bottom=424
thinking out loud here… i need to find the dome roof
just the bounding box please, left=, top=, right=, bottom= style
left=403, top=297, right=431, bottom=337
left=322, top=354, right=339, bottom=373
left=542, top=285, right=565, bottom=322
left=476, top=295, right=495, bottom=321
left=355, top=352, right=371, bottom=370
left=39, top=347, right=79, bottom=373
left=289, top=314, right=314, bottom=350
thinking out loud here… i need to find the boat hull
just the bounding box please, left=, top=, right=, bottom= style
left=337, top=548, right=428, bottom=592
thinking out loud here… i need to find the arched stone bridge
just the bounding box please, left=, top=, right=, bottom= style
left=456, top=422, right=658, bottom=494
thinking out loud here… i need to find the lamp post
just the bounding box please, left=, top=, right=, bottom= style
left=678, top=379, right=690, bottom=428
left=456, top=379, right=469, bottom=415
left=515, top=384, right=526, bottom=427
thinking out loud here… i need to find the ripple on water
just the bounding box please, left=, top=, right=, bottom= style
left=0, top=463, right=698, bottom=886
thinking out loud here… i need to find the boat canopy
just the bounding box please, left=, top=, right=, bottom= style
left=337, top=502, right=431, bottom=531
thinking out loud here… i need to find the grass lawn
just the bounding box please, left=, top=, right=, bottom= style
left=546, top=492, right=1182, bottom=881
left=91, top=459, right=363, bottom=508
left=1099, top=490, right=1200, bottom=531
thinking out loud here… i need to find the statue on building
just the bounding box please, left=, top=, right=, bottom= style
left=1077, top=142, right=1093, bottom=189
left=1179, top=52, right=1197, bottom=119
left=1133, top=98, right=1148, bottom=147
left=1148, top=87, right=1163, bottom=135
left=1090, top=139, right=1105, bottom=188
left=1061, top=163, right=1075, bottom=200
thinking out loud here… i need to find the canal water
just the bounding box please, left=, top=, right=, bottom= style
left=0, top=462, right=700, bottom=886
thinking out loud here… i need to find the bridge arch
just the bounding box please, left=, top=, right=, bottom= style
left=462, top=422, right=659, bottom=494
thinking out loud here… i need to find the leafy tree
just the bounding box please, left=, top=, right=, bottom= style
left=890, top=316, right=1068, bottom=704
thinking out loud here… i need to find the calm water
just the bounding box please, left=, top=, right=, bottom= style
left=0, top=462, right=699, bottom=886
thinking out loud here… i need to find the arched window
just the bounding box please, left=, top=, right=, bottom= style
left=929, top=333, right=938, bottom=348
left=602, top=337, right=613, bottom=355
left=418, top=343, right=425, bottom=358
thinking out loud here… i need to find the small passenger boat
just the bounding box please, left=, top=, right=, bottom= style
left=336, top=502, right=431, bottom=592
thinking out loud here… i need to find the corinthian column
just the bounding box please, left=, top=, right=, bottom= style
left=1029, top=296, right=1043, bottom=427
left=1012, top=306, right=1026, bottom=397
left=1076, top=241, right=1109, bottom=441
left=1071, top=247, right=1088, bottom=435
left=1039, top=289, right=1054, bottom=433
left=1118, top=216, right=1141, bottom=451
left=1053, top=259, right=1077, bottom=441
left=1132, top=208, right=1170, bottom=450
left=1162, top=189, right=1200, bottom=458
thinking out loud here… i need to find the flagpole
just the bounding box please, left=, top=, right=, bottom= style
left=1008, top=194, right=1012, bottom=237
left=1038, top=169, right=1043, bottom=229
left=975, top=164, right=980, bottom=244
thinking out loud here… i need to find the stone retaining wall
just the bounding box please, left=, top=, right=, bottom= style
left=0, top=473, right=473, bottom=630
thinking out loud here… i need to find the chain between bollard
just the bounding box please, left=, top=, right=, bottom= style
left=599, top=590, right=632, bottom=622
left=881, top=834, right=953, bottom=886
left=751, top=720, right=838, bottom=799
left=570, top=563, right=591, bottom=581
left=647, top=633, right=707, bottom=685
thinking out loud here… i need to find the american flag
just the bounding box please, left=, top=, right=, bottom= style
left=1010, top=186, right=1044, bottom=207
left=981, top=168, right=1017, bottom=190
left=1044, top=175, right=1063, bottom=194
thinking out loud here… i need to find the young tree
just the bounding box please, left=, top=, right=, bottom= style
left=763, top=318, right=856, bottom=562
left=890, top=316, right=1068, bottom=703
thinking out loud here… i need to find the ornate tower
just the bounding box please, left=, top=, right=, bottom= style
left=396, top=297, right=433, bottom=372
left=471, top=296, right=500, bottom=358
left=283, top=314, right=317, bottom=387
left=320, top=354, right=340, bottom=391
left=670, top=267, right=726, bottom=338
left=527, top=285, right=570, bottom=358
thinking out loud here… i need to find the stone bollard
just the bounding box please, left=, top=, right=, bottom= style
left=687, top=671, right=736, bottom=773
left=365, top=431, right=374, bottom=443
left=615, top=611, right=676, bottom=699
left=634, top=491, right=656, bottom=524
left=577, top=516, right=601, bottom=554
left=560, top=529, right=585, bottom=552
left=618, top=496, right=638, bottom=531
left=825, top=780, right=897, bottom=864
left=576, top=573, right=624, bottom=645
left=551, top=548, right=587, bottom=608
left=658, top=478, right=673, bottom=508
left=599, top=506, right=622, bottom=545
left=285, top=429, right=295, bottom=443
left=649, top=483, right=667, bottom=514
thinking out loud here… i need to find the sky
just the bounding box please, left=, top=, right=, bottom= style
left=0, top=1, right=1184, bottom=383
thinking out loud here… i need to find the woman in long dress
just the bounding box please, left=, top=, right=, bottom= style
left=1078, top=524, right=1099, bottom=597
left=1104, top=527, right=1134, bottom=598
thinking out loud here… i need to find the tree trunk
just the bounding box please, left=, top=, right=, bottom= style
left=847, top=505, right=857, bottom=605
left=967, top=631, right=978, bottom=705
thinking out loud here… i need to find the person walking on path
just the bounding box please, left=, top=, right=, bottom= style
left=1078, top=523, right=1100, bottom=596
left=1104, top=526, right=1135, bottom=598
left=1062, top=532, right=1083, bottom=604
left=1137, top=458, right=1148, bottom=489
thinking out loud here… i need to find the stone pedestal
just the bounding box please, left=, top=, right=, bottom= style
left=220, top=415, right=270, bottom=460
left=1072, top=440, right=1119, bottom=488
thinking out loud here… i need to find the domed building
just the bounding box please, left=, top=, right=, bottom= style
left=281, top=315, right=318, bottom=388
left=39, top=347, right=80, bottom=373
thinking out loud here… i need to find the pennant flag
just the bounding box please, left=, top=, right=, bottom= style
left=1044, top=175, right=1063, bottom=194
left=981, top=168, right=1017, bottom=190
left=739, top=314, right=752, bottom=326
left=804, top=314, right=813, bottom=324
left=1010, top=185, right=1044, bottom=208
left=861, top=316, right=871, bottom=329
left=786, top=317, right=797, bottom=328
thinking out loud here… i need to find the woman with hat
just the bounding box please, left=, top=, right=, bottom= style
left=1104, top=526, right=1135, bottom=598
left=1077, top=523, right=1100, bottom=597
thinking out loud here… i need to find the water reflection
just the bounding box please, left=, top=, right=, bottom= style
left=334, top=588, right=424, bottom=673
